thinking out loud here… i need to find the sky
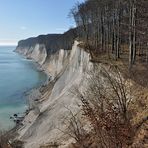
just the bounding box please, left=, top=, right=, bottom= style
left=0, top=0, right=84, bottom=45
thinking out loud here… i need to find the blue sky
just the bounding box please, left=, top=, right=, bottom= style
left=0, top=0, right=83, bottom=45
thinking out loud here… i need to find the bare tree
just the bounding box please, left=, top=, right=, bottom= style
left=71, top=65, right=134, bottom=147
left=70, top=0, right=148, bottom=69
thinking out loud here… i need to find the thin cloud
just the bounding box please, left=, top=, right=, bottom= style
left=20, top=26, right=27, bottom=30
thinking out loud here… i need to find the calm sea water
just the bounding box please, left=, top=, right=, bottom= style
left=0, top=46, right=47, bottom=130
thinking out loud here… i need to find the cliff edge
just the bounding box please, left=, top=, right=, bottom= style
left=15, top=36, right=92, bottom=147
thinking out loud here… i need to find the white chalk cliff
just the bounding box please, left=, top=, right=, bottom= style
left=15, top=40, right=92, bottom=148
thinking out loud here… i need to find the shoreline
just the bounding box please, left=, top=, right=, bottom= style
left=8, top=51, right=50, bottom=138
left=7, top=40, right=92, bottom=147
left=0, top=47, right=47, bottom=132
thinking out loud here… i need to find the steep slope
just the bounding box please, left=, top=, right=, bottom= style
left=15, top=36, right=148, bottom=148
left=15, top=40, right=92, bottom=148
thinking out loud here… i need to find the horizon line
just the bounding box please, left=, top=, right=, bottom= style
left=0, top=41, right=18, bottom=46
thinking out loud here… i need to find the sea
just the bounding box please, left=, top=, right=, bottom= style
left=0, top=46, right=47, bottom=130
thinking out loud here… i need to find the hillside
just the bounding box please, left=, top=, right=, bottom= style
left=13, top=37, right=148, bottom=148
left=16, top=27, right=77, bottom=54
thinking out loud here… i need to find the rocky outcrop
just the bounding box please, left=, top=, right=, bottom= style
left=15, top=28, right=77, bottom=70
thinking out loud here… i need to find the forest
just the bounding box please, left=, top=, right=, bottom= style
left=70, top=0, right=148, bottom=69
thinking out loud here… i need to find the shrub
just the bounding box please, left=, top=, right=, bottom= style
left=71, top=65, right=135, bottom=147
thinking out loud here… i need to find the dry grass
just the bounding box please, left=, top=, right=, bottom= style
left=40, top=142, right=60, bottom=148
left=128, top=87, right=148, bottom=148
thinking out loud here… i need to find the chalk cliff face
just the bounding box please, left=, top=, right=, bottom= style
left=16, top=43, right=47, bottom=65
left=15, top=28, right=77, bottom=71
left=15, top=37, right=92, bottom=147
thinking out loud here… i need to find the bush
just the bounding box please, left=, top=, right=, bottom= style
left=71, top=65, right=135, bottom=147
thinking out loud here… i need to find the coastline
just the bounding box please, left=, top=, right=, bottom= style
left=8, top=51, right=50, bottom=138
left=9, top=40, right=91, bottom=147
left=0, top=46, right=47, bottom=131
